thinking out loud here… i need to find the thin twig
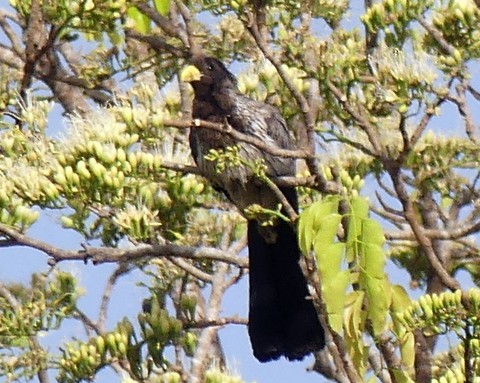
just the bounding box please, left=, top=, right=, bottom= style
left=168, top=257, right=214, bottom=283
left=98, top=264, right=134, bottom=332
left=326, top=81, right=382, bottom=154
left=175, top=0, right=198, bottom=51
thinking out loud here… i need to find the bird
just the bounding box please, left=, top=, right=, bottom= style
left=182, top=55, right=325, bottom=362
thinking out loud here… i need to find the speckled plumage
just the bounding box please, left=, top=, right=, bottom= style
left=188, top=56, right=325, bottom=362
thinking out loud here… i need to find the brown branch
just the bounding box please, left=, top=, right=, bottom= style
left=0, top=223, right=247, bottom=268
left=134, top=2, right=188, bottom=45
left=414, top=329, right=433, bottom=382
left=262, top=176, right=298, bottom=222
left=418, top=17, right=457, bottom=56
left=161, top=160, right=200, bottom=175
left=21, top=0, right=47, bottom=101
left=375, top=191, right=405, bottom=219
left=409, top=97, right=447, bottom=149
left=73, top=309, right=102, bottom=336
left=384, top=220, right=480, bottom=241
left=185, top=316, right=247, bottom=329
left=244, top=13, right=325, bottom=183
left=162, top=118, right=341, bottom=194
left=190, top=262, right=230, bottom=383
left=168, top=256, right=214, bottom=283
left=326, top=81, right=382, bottom=154
left=468, top=85, right=480, bottom=101
left=0, top=9, right=23, bottom=56
left=98, top=264, right=134, bottom=332
left=465, top=324, right=473, bottom=383
left=327, top=128, right=378, bottom=158
left=167, top=118, right=312, bottom=159
left=0, top=11, right=93, bottom=116
left=385, top=164, right=460, bottom=291
left=175, top=0, right=198, bottom=52
left=368, top=351, right=392, bottom=383
left=370, top=206, right=407, bottom=227
left=126, top=29, right=188, bottom=58
left=450, top=82, right=479, bottom=144
left=0, top=45, right=23, bottom=68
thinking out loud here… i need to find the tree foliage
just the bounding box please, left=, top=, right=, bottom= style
left=0, top=0, right=480, bottom=382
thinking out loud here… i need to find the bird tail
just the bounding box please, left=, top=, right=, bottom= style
left=247, top=188, right=325, bottom=362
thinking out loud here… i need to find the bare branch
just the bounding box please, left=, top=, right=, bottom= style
left=408, top=96, right=447, bottom=151
left=98, top=264, right=134, bottom=332
left=244, top=12, right=326, bottom=184
left=168, top=257, right=214, bottom=283
left=0, top=9, right=23, bottom=56
left=168, top=118, right=311, bottom=159
left=450, top=82, right=479, bottom=143
left=0, top=223, right=247, bottom=268
left=326, top=81, right=382, bottom=154
left=134, top=2, right=189, bottom=47
left=0, top=45, right=23, bottom=68
left=385, top=164, right=460, bottom=291
left=190, top=262, right=230, bottom=383
left=175, top=0, right=198, bottom=52
left=185, top=316, right=247, bottom=329
left=126, top=29, right=187, bottom=58
left=418, top=17, right=457, bottom=56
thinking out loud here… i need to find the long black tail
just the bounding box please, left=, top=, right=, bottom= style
left=247, top=188, right=325, bottom=362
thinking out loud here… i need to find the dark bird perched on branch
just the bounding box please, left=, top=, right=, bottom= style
left=182, top=55, right=325, bottom=362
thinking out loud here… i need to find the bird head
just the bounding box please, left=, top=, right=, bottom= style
left=181, top=56, right=237, bottom=89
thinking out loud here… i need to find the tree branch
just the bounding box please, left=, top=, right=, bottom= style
left=168, top=118, right=312, bottom=159
left=0, top=223, right=247, bottom=268
left=385, top=164, right=460, bottom=291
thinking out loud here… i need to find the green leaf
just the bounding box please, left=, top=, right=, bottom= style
left=127, top=6, right=151, bottom=34
left=154, top=0, right=171, bottom=16
left=392, top=369, right=415, bottom=383
left=316, top=241, right=347, bottom=333
left=362, top=243, right=386, bottom=279
left=391, top=285, right=412, bottom=335
left=391, top=285, right=412, bottom=313
left=344, top=291, right=365, bottom=339
left=350, top=195, right=369, bottom=219
left=323, top=270, right=350, bottom=332
left=346, top=195, right=369, bottom=262
left=312, top=196, right=340, bottom=231
left=298, top=196, right=340, bottom=255
left=316, top=242, right=345, bottom=282
left=399, top=331, right=415, bottom=369
left=365, top=277, right=391, bottom=334
left=348, top=211, right=390, bottom=335
left=344, top=293, right=368, bottom=377
left=298, top=204, right=315, bottom=255
left=361, top=218, right=385, bottom=246
left=314, top=213, right=342, bottom=247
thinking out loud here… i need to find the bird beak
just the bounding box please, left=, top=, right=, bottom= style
left=180, top=65, right=202, bottom=83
